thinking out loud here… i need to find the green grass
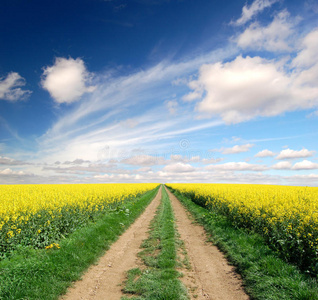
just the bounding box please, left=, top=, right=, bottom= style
left=167, top=186, right=318, bottom=300
left=0, top=186, right=159, bottom=300
left=121, top=186, right=188, bottom=300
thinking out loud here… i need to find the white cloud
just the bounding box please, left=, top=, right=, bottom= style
left=272, top=161, right=292, bottom=169
left=184, top=54, right=318, bottom=124
left=292, top=160, right=318, bottom=170
left=201, top=157, right=224, bottom=164
left=94, top=173, right=135, bottom=181
left=285, top=173, right=318, bottom=185
left=137, top=167, right=152, bottom=172
left=292, top=29, right=318, bottom=68
left=255, top=149, right=275, bottom=157
left=37, top=46, right=232, bottom=164
left=0, top=168, right=26, bottom=175
left=170, top=154, right=183, bottom=161
left=0, top=72, right=32, bottom=101
left=233, top=0, right=279, bottom=26
left=206, top=162, right=268, bottom=171
left=220, top=143, right=254, bottom=154
left=121, top=154, right=167, bottom=166
left=163, top=162, right=195, bottom=173
left=276, top=148, right=315, bottom=159
left=169, top=154, right=201, bottom=163
left=41, top=57, right=96, bottom=104
left=236, top=10, right=294, bottom=52
left=0, top=155, right=29, bottom=165
left=292, top=29, right=318, bottom=89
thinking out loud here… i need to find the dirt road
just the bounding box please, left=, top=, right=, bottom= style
left=166, top=187, right=249, bottom=300
left=62, top=187, right=162, bottom=300
left=62, top=186, right=249, bottom=299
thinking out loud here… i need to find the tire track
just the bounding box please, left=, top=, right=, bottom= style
left=61, top=187, right=162, bottom=300
left=166, top=187, right=249, bottom=300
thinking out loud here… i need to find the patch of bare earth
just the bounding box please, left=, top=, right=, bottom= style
left=166, top=187, right=250, bottom=300
left=61, top=187, right=162, bottom=300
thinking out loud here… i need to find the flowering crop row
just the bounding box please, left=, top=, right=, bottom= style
left=0, top=183, right=159, bottom=259
left=167, top=183, right=318, bottom=275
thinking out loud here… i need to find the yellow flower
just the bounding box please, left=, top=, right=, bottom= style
left=7, top=231, right=14, bottom=238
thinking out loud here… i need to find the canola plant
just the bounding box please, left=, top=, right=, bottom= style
left=0, top=183, right=158, bottom=258
left=167, top=183, right=318, bottom=274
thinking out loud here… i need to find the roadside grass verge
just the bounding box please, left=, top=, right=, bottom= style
left=167, top=187, right=318, bottom=300
left=121, top=186, right=188, bottom=300
left=0, top=186, right=160, bottom=300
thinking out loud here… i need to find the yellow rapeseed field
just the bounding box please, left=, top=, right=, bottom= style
left=0, top=183, right=158, bottom=258
left=167, top=183, right=318, bottom=273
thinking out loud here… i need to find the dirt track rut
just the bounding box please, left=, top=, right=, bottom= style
left=62, top=186, right=249, bottom=299
left=166, top=187, right=249, bottom=300
left=62, top=187, right=162, bottom=300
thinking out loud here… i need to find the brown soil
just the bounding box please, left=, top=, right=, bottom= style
left=61, top=187, right=162, bottom=300
left=62, top=186, right=250, bottom=300
left=166, top=187, right=250, bottom=300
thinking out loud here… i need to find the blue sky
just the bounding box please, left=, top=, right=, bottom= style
left=1, top=0, right=318, bottom=185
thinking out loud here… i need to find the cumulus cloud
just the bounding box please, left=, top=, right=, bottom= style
left=233, top=0, right=279, bottom=26
left=292, top=160, right=318, bottom=170
left=163, top=162, right=195, bottom=173
left=41, top=57, right=96, bottom=104
left=220, top=143, right=254, bottom=154
left=272, top=161, right=292, bottom=169
left=206, top=162, right=268, bottom=171
left=276, top=148, right=315, bottom=159
left=184, top=52, right=318, bottom=123
left=236, top=10, right=294, bottom=52
left=0, top=72, right=32, bottom=101
left=255, top=149, right=275, bottom=157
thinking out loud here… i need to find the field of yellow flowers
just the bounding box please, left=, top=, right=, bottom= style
left=0, top=183, right=158, bottom=259
left=167, top=183, right=318, bottom=274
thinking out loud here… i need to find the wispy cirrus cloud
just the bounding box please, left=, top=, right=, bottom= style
left=36, top=46, right=235, bottom=164
left=0, top=72, right=32, bottom=101
left=232, top=0, right=279, bottom=26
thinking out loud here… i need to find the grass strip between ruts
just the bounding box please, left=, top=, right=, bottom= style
left=121, top=185, right=188, bottom=300
left=167, top=186, right=318, bottom=300
left=0, top=186, right=160, bottom=300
